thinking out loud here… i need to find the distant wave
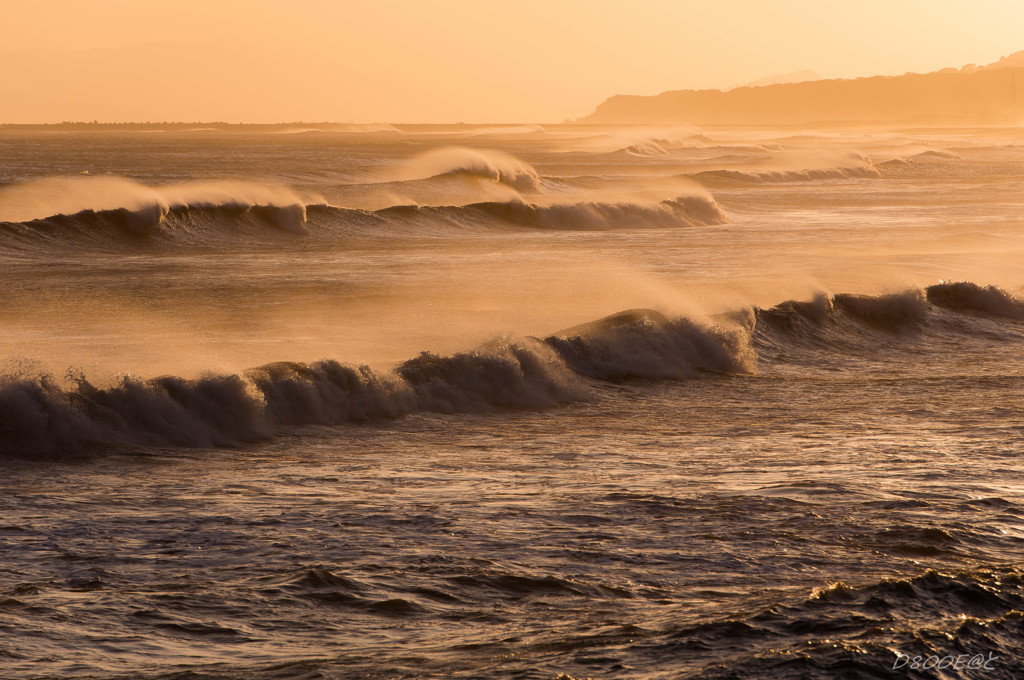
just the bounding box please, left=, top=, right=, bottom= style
left=0, top=202, right=308, bottom=251
left=871, top=149, right=962, bottom=172
left=565, top=128, right=711, bottom=155
left=0, top=177, right=315, bottom=251
left=0, top=176, right=312, bottom=224
left=390, top=147, right=541, bottom=191
left=416, top=194, right=727, bottom=231
left=622, top=139, right=684, bottom=156
left=0, top=193, right=727, bottom=251
left=619, top=137, right=782, bottom=156
left=591, top=138, right=783, bottom=157
left=273, top=124, right=400, bottom=134
left=6, top=282, right=1024, bottom=456
left=910, top=148, right=962, bottom=160
left=690, top=164, right=880, bottom=185
left=876, top=157, right=913, bottom=170
left=463, top=125, right=546, bottom=136
left=698, top=143, right=781, bottom=153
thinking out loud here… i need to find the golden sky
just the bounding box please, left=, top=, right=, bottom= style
left=2, top=0, right=1023, bottom=123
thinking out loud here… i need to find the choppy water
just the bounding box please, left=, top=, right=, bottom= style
left=2, top=124, right=1024, bottom=679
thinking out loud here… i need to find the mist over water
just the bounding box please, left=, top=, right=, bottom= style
left=3, top=124, right=1024, bottom=679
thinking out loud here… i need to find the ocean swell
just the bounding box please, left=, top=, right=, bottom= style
left=690, top=164, right=880, bottom=185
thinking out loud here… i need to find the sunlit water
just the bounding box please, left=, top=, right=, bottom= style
left=2, top=125, right=1024, bottom=679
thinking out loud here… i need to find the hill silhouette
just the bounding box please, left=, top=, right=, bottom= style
left=582, top=52, right=1024, bottom=126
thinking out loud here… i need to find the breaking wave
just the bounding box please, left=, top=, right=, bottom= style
left=5, top=282, right=1024, bottom=457
left=615, top=135, right=716, bottom=156
left=0, top=177, right=312, bottom=249
left=925, top=281, right=1024, bottom=319
left=754, top=290, right=931, bottom=337
left=0, top=176, right=311, bottom=224
left=2, top=202, right=308, bottom=250
left=0, top=193, right=728, bottom=251
left=420, top=194, right=727, bottom=231
left=390, top=147, right=541, bottom=191
left=0, top=310, right=748, bottom=456
left=750, top=282, right=1024, bottom=371
left=563, top=127, right=711, bottom=155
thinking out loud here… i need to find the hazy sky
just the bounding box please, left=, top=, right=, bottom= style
left=2, top=0, right=1023, bottom=123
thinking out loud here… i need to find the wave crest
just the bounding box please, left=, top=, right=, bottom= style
left=833, top=291, right=929, bottom=330
left=546, top=309, right=753, bottom=380
left=0, top=178, right=311, bottom=248
left=926, top=281, right=1024, bottom=319
left=392, top=147, right=541, bottom=191
left=453, top=194, right=726, bottom=231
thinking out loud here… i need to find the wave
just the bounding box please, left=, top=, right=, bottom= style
left=0, top=177, right=314, bottom=250
left=751, top=282, right=1024, bottom=336
left=755, top=290, right=930, bottom=336
left=594, top=138, right=780, bottom=157
left=750, top=283, right=1024, bottom=373
left=910, top=148, right=962, bottom=160
left=0, top=176, right=312, bottom=224
left=418, top=194, right=728, bottom=231
left=259, top=566, right=428, bottom=616
left=1, top=202, right=308, bottom=251
left=623, top=139, right=680, bottom=156
left=565, top=127, right=710, bottom=155
left=546, top=309, right=752, bottom=379
left=925, top=281, right=1024, bottom=319
left=462, top=125, right=546, bottom=136
left=620, top=137, right=779, bottom=156
left=690, top=164, right=880, bottom=185
left=272, top=123, right=401, bottom=134
left=699, top=143, right=781, bottom=153
left=0, top=310, right=748, bottom=456
left=875, top=157, right=913, bottom=169
left=389, top=147, right=541, bottom=191
left=869, top=149, right=962, bottom=175
left=6, top=282, right=1024, bottom=457
left=0, top=193, right=728, bottom=251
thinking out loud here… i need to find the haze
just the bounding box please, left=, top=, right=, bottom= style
left=3, top=0, right=1024, bottom=123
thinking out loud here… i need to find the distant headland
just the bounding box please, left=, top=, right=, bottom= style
left=580, top=52, right=1024, bottom=126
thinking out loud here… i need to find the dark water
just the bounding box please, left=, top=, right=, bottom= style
left=1, top=125, right=1024, bottom=678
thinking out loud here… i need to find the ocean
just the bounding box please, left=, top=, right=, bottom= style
left=1, top=124, right=1023, bottom=679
